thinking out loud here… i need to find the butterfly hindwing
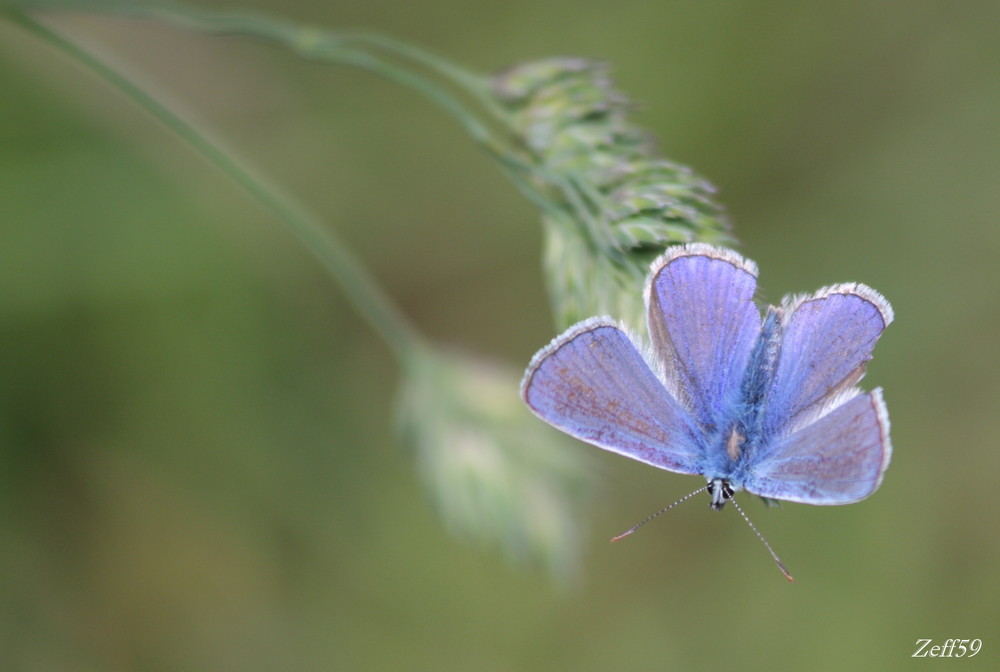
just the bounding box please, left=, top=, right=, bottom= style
left=645, top=244, right=762, bottom=430
left=763, top=284, right=894, bottom=437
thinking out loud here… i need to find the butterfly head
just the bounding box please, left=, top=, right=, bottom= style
left=707, top=477, right=735, bottom=510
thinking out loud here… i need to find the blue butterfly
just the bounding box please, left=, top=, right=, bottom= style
left=521, top=244, right=893, bottom=580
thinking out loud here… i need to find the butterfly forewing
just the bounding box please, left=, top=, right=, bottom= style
left=744, top=389, right=891, bottom=504
left=521, top=318, right=704, bottom=475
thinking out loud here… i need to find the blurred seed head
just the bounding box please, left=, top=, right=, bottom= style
left=396, top=349, right=593, bottom=582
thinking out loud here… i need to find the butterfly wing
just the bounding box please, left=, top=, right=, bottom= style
left=763, top=283, right=893, bottom=437
left=521, top=318, right=704, bottom=475
left=743, top=389, right=891, bottom=504
left=645, top=244, right=762, bottom=430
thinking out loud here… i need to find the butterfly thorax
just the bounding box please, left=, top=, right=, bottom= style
left=703, top=422, right=752, bottom=492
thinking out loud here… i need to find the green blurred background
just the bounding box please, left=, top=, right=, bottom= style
left=2, top=1, right=998, bottom=670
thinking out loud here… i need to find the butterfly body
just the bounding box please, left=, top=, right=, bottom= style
left=699, top=306, right=790, bottom=499
left=522, top=244, right=892, bottom=509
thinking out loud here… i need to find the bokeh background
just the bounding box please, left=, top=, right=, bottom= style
left=2, top=1, right=999, bottom=670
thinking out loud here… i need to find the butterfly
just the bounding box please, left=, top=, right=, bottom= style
left=520, top=243, right=892, bottom=580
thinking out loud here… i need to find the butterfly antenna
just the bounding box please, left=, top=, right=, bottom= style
left=610, top=485, right=708, bottom=542
left=728, top=494, right=794, bottom=582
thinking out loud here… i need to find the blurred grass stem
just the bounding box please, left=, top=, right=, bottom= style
left=6, top=9, right=426, bottom=365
